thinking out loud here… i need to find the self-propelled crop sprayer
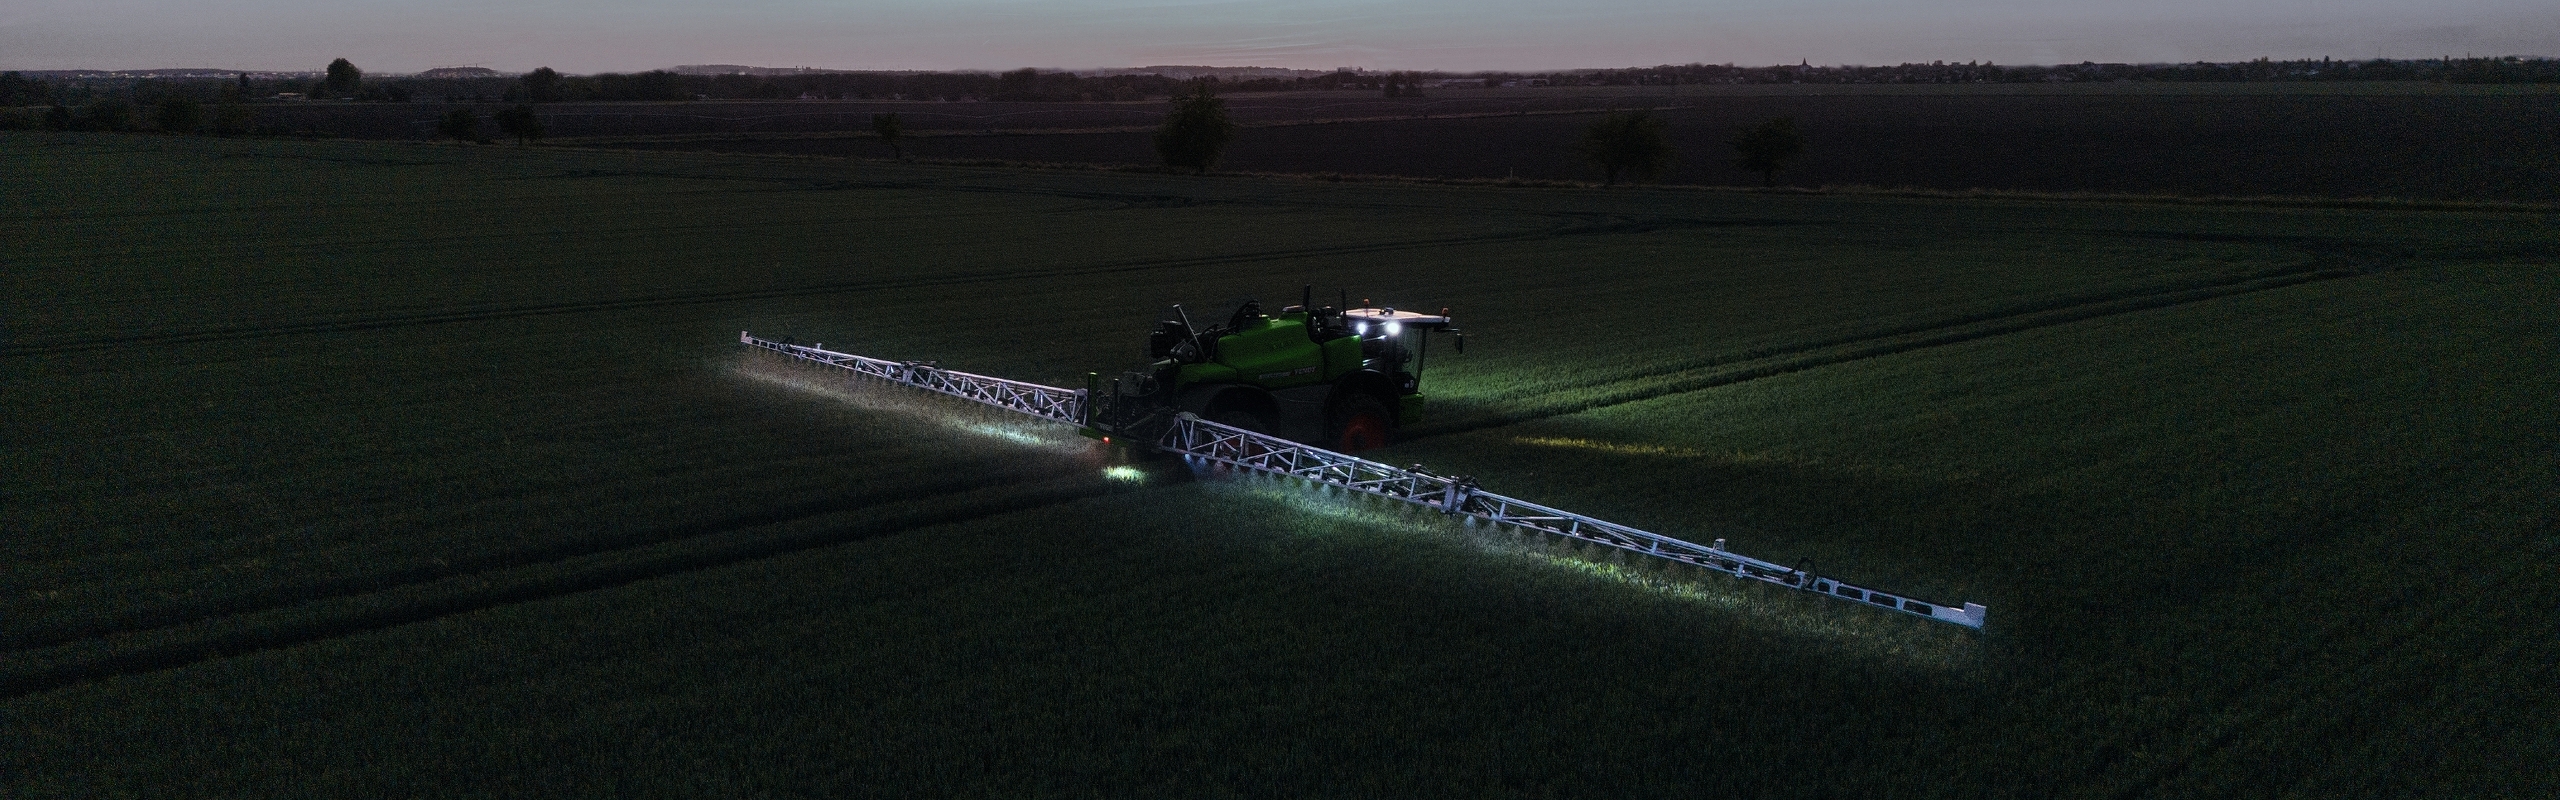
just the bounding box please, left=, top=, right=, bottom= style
left=740, top=287, right=1987, bottom=629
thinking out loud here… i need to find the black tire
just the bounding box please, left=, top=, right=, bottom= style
left=1327, top=393, right=1394, bottom=452
left=1204, top=402, right=1277, bottom=460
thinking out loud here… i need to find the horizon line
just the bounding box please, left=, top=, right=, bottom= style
left=14, top=53, right=2557, bottom=78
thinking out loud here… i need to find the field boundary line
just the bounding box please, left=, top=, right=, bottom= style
left=581, top=141, right=2560, bottom=215
left=1409, top=266, right=2360, bottom=440
left=553, top=103, right=1694, bottom=145
left=0, top=476, right=1123, bottom=700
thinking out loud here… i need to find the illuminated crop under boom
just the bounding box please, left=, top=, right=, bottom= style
left=743, top=331, right=1987, bottom=629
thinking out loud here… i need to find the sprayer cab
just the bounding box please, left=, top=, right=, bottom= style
left=1343, top=306, right=1458, bottom=386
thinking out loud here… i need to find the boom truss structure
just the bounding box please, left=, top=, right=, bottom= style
left=744, top=332, right=1086, bottom=424
left=744, top=332, right=1986, bottom=629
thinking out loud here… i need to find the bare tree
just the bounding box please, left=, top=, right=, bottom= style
left=1730, top=117, right=1806, bottom=187
left=1579, top=111, right=1675, bottom=186
left=871, top=113, right=904, bottom=159
left=1154, top=84, right=1237, bottom=175
left=493, top=105, right=544, bottom=144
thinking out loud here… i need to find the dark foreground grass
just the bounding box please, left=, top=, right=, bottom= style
left=4, top=132, right=2554, bottom=795
left=2, top=480, right=1989, bottom=799
left=7, top=263, right=2552, bottom=797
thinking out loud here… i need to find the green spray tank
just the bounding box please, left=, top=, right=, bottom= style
left=1089, top=287, right=1462, bottom=452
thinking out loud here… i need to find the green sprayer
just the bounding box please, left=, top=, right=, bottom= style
left=740, top=287, right=1985, bottom=629
left=1088, top=287, right=1461, bottom=452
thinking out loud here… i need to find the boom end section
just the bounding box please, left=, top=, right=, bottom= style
left=1942, top=602, right=1987, bottom=629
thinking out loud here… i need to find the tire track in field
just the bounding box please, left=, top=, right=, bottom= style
left=0, top=474, right=1129, bottom=700
left=0, top=469, right=1027, bottom=654
left=1403, top=263, right=2367, bottom=441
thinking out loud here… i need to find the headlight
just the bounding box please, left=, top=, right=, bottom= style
left=1385, top=321, right=1402, bottom=336
left=1356, top=322, right=1368, bottom=335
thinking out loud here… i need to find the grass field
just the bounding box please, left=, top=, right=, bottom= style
left=4, top=131, right=2555, bottom=796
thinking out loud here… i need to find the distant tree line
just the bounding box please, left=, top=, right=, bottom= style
left=1550, top=56, right=2560, bottom=86
left=0, top=68, right=259, bottom=133
left=0, top=53, right=2527, bottom=186
left=541, top=67, right=1342, bottom=102
left=9, top=54, right=2553, bottom=132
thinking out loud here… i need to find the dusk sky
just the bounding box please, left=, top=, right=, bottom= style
left=4, top=0, right=2554, bottom=73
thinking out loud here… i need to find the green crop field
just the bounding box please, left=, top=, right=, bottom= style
left=4, top=131, right=2554, bottom=797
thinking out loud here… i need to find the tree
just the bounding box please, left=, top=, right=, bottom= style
left=1579, top=110, right=1675, bottom=185
left=492, top=104, right=544, bottom=144
left=153, top=97, right=202, bottom=134
left=325, top=58, right=362, bottom=96
left=1383, top=72, right=1424, bottom=98
left=1153, top=84, right=1237, bottom=175
left=437, top=108, right=480, bottom=143
left=521, top=67, right=563, bottom=102
left=1730, top=116, right=1805, bottom=187
left=871, top=113, right=904, bottom=159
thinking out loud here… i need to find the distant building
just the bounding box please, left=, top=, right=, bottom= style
left=417, top=67, right=504, bottom=79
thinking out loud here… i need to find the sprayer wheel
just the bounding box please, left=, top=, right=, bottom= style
left=1331, top=394, right=1394, bottom=453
